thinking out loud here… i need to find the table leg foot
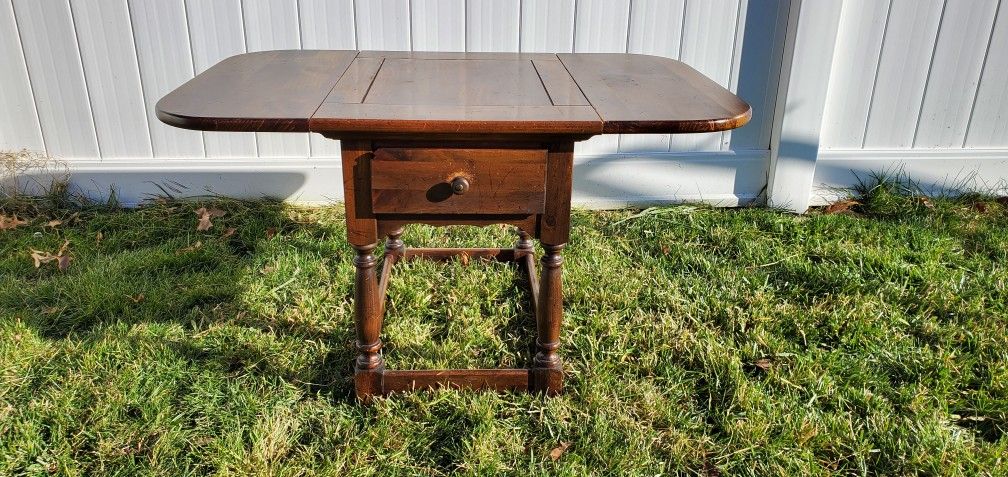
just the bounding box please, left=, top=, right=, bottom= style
left=353, top=243, right=385, bottom=402
left=532, top=243, right=565, bottom=395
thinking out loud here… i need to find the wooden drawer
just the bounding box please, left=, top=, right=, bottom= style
left=370, top=147, right=547, bottom=214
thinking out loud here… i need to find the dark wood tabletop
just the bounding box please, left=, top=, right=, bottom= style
left=156, top=50, right=751, bottom=138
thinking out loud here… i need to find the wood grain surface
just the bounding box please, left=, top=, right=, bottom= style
left=370, top=147, right=547, bottom=214
left=156, top=50, right=751, bottom=137
left=156, top=50, right=357, bottom=132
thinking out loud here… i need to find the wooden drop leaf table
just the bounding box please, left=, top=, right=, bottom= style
left=157, top=50, right=750, bottom=402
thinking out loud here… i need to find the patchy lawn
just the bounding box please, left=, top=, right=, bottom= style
left=1, top=191, right=1006, bottom=475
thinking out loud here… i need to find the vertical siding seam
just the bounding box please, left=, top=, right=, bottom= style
left=672, top=0, right=687, bottom=152
left=408, top=0, right=414, bottom=50
left=568, top=0, right=575, bottom=52
left=617, top=0, right=633, bottom=153
left=721, top=0, right=744, bottom=151
left=295, top=0, right=312, bottom=157
left=963, top=0, right=1002, bottom=147
left=862, top=0, right=894, bottom=149
left=620, top=0, right=628, bottom=52
left=516, top=0, right=522, bottom=52
left=678, top=0, right=687, bottom=60
left=911, top=0, right=948, bottom=148
left=238, top=0, right=259, bottom=157
left=571, top=0, right=577, bottom=52
left=296, top=0, right=305, bottom=49
left=123, top=0, right=152, bottom=157
left=68, top=0, right=103, bottom=158
left=463, top=0, right=468, bottom=51
left=181, top=0, right=206, bottom=157
left=352, top=0, right=359, bottom=49
left=727, top=1, right=744, bottom=92
left=10, top=0, right=49, bottom=156
left=768, top=0, right=799, bottom=154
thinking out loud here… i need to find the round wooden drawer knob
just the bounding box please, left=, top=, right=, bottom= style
left=451, top=177, right=470, bottom=195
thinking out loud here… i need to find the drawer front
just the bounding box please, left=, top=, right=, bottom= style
left=370, top=147, right=547, bottom=215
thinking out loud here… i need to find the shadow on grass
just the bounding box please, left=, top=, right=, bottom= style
left=2, top=199, right=366, bottom=399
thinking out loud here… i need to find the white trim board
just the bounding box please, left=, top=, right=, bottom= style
left=766, top=0, right=843, bottom=213
left=15, top=150, right=769, bottom=208
left=812, top=148, right=1008, bottom=205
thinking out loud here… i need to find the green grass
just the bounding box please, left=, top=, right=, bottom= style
left=1, top=190, right=1006, bottom=475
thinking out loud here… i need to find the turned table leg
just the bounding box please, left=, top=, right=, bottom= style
left=384, top=227, right=405, bottom=258
left=378, top=227, right=404, bottom=315
left=353, top=243, right=384, bottom=402
left=532, top=243, right=565, bottom=395
left=514, top=229, right=539, bottom=316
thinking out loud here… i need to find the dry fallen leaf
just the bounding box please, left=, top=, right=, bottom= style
left=30, top=250, right=50, bottom=268
left=95, top=231, right=103, bottom=244
left=30, top=240, right=72, bottom=271
left=177, top=240, right=203, bottom=254
left=0, top=214, right=28, bottom=231
left=196, top=216, right=212, bottom=231
left=45, top=219, right=62, bottom=228
left=549, top=442, right=571, bottom=461
left=753, top=358, right=773, bottom=371
left=661, top=245, right=671, bottom=256
left=221, top=227, right=237, bottom=239
left=459, top=251, right=470, bottom=266
left=824, top=199, right=859, bottom=215
left=265, top=227, right=278, bottom=239
left=128, top=294, right=145, bottom=303
left=57, top=254, right=72, bottom=271
left=194, top=207, right=226, bottom=231
left=55, top=240, right=71, bottom=271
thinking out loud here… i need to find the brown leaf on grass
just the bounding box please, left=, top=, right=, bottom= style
left=973, top=202, right=989, bottom=213
left=176, top=240, right=203, bottom=254
left=42, top=306, right=61, bottom=315
left=47, top=212, right=80, bottom=228
left=95, top=231, right=103, bottom=244
left=55, top=240, right=71, bottom=270
left=0, top=214, right=28, bottom=231
left=459, top=251, right=470, bottom=266
left=265, top=227, right=277, bottom=239
left=549, top=442, right=571, bottom=461
left=196, top=215, right=212, bottom=231
left=128, top=294, right=145, bottom=303
left=754, top=358, right=773, bottom=371
left=194, top=207, right=226, bottom=231
left=661, top=245, right=671, bottom=256
left=824, top=199, right=860, bottom=215
left=30, top=250, right=50, bottom=268
left=221, top=227, right=237, bottom=239
left=915, top=196, right=934, bottom=209
left=30, top=240, right=72, bottom=270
